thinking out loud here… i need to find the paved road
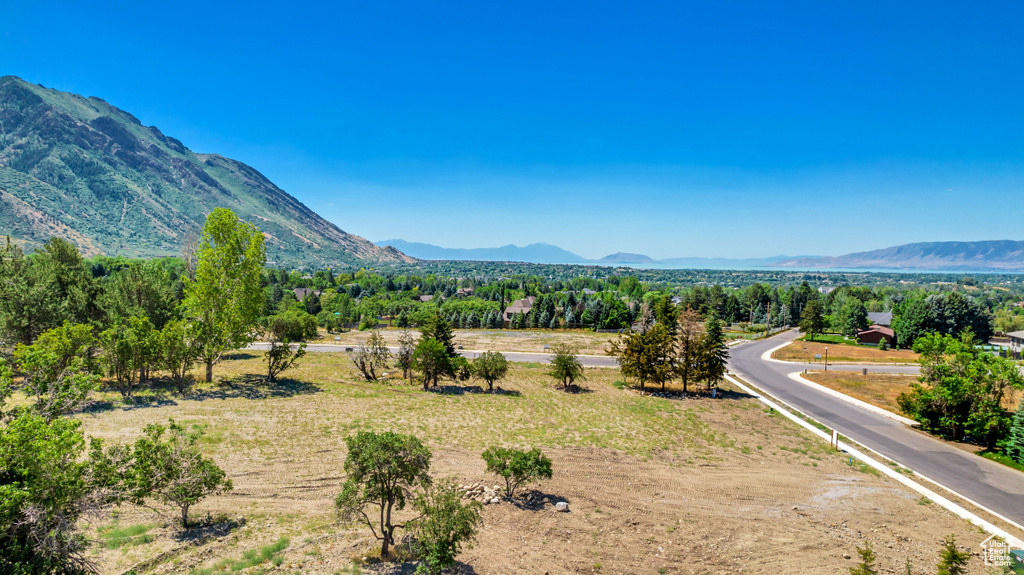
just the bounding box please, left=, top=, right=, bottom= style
left=729, top=330, right=1024, bottom=530
left=246, top=343, right=622, bottom=368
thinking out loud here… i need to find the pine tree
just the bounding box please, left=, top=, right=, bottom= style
left=1005, top=403, right=1024, bottom=464
left=848, top=542, right=877, bottom=575
left=936, top=534, right=969, bottom=575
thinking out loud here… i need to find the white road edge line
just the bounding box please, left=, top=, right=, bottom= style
left=760, top=338, right=916, bottom=368
left=786, top=371, right=919, bottom=427
left=724, top=373, right=1024, bottom=549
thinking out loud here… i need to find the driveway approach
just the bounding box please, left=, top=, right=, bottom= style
left=729, top=330, right=1024, bottom=530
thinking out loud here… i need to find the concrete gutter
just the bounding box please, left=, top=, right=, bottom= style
left=787, top=371, right=919, bottom=427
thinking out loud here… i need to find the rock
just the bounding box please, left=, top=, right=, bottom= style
left=843, top=554, right=851, bottom=559
left=555, top=502, right=569, bottom=512
left=491, top=498, right=500, bottom=504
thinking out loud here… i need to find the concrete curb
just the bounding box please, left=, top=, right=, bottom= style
left=724, top=373, right=1024, bottom=549
left=787, top=371, right=920, bottom=427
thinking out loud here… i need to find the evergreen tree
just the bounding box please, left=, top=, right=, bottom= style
left=848, top=542, right=877, bottom=575
left=1005, top=402, right=1024, bottom=464
left=936, top=534, right=969, bottom=575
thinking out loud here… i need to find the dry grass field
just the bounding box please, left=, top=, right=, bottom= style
left=65, top=352, right=996, bottom=575
left=773, top=341, right=920, bottom=364
left=312, top=328, right=622, bottom=356
left=802, top=370, right=917, bottom=415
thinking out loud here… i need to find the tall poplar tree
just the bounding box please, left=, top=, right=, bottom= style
left=183, top=208, right=266, bottom=382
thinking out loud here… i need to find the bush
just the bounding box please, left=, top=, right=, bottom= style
left=471, top=351, right=510, bottom=391
left=350, top=331, right=390, bottom=381
left=412, top=478, right=482, bottom=574
left=13, top=322, right=99, bottom=419
left=481, top=446, right=553, bottom=498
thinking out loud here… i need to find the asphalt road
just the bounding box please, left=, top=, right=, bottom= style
left=729, top=329, right=1024, bottom=530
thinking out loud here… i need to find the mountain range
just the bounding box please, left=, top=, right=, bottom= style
left=0, top=76, right=411, bottom=266
left=378, top=240, right=799, bottom=269
left=771, top=241, right=1024, bottom=271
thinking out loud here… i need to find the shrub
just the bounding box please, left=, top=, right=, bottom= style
left=412, top=478, right=482, bottom=574
left=471, top=351, right=510, bottom=392
left=481, top=446, right=553, bottom=498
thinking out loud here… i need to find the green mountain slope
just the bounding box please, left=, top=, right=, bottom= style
left=0, top=75, right=412, bottom=266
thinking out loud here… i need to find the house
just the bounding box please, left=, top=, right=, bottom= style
left=503, top=296, right=537, bottom=326
left=293, top=288, right=321, bottom=301
left=1007, top=331, right=1024, bottom=359
left=857, top=325, right=895, bottom=347
left=418, top=294, right=434, bottom=303
left=455, top=287, right=475, bottom=297
left=867, top=311, right=892, bottom=326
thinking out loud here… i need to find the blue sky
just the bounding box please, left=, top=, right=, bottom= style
left=3, top=1, right=1022, bottom=259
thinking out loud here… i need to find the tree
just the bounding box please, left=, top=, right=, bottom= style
left=837, top=299, right=868, bottom=336
left=1005, top=402, right=1024, bottom=464
left=420, top=311, right=456, bottom=357
left=99, top=316, right=158, bottom=401
left=675, top=310, right=705, bottom=393
left=335, top=431, right=432, bottom=558
left=13, top=322, right=99, bottom=420
left=481, top=446, right=553, bottom=498
left=413, top=338, right=451, bottom=390
left=0, top=413, right=103, bottom=574
left=351, top=330, right=390, bottom=381
left=262, top=311, right=313, bottom=383
left=123, top=420, right=233, bottom=528
left=471, top=351, right=509, bottom=392
left=99, top=260, right=176, bottom=329
left=611, top=323, right=674, bottom=392
left=697, top=317, right=730, bottom=390
left=396, top=329, right=416, bottom=380
left=898, top=332, right=1023, bottom=446
left=548, top=343, right=585, bottom=391
left=182, top=208, right=266, bottom=382
left=156, top=320, right=201, bottom=394
left=848, top=542, right=877, bottom=575
left=936, top=534, right=969, bottom=575
left=799, top=299, right=826, bottom=342
left=412, top=478, right=482, bottom=574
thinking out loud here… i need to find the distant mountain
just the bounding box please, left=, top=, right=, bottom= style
left=377, top=240, right=588, bottom=264
left=772, top=241, right=1024, bottom=271
left=658, top=255, right=801, bottom=269
left=599, top=252, right=655, bottom=264
left=0, top=76, right=412, bottom=266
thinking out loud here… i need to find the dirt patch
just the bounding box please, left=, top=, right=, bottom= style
left=773, top=341, right=919, bottom=364
left=72, top=354, right=994, bottom=574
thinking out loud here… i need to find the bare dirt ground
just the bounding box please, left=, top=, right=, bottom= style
left=773, top=341, right=920, bottom=364
left=313, top=328, right=621, bottom=356
left=73, top=354, right=998, bottom=575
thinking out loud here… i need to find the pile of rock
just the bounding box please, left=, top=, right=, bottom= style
left=459, top=482, right=503, bottom=505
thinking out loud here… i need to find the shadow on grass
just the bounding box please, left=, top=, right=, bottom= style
left=82, top=389, right=179, bottom=414
left=193, top=374, right=322, bottom=401
left=558, top=384, right=593, bottom=394
left=174, top=516, right=245, bottom=543
left=616, top=383, right=755, bottom=401
left=221, top=351, right=261, bottom=361
left=425, top=385, right=523, bottom=397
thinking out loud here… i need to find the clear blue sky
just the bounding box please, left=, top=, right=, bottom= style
left=4, top=1, right=1022, bottom=259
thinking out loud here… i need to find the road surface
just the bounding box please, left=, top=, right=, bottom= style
left=729, top=330, right=1024, bottom=530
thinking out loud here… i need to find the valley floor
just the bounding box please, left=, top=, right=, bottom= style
left=75, top=353, right=992, bottom=574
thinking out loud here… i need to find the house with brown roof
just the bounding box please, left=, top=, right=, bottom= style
left=857, top=325, right=895, bottom=347
left=503, top=296, right=537, bottom=326
left=293, top=288, right=321, bottom=301
left=455, top=287, right=475, bottom=297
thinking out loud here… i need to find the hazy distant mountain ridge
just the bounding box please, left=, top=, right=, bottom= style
left=0, top=75, right=411, bottom=265
left=377, top=240, right=588, bottom=264
left=772, top=241, right=1024, bottom=271
left=599, top=252, right=655, bottom=264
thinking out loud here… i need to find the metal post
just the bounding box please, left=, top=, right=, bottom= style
left=824, top=347, right=828, bottom=372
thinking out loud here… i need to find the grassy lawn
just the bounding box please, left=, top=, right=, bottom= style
left=796, top=333, right=854, bottom=345
left=774, top=340, right=920, bottom=364
left=802, top=370, right=917, bottom=414
left=979, top=450, right=1024, bottom=473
